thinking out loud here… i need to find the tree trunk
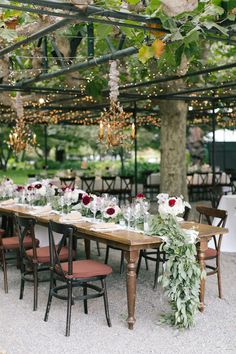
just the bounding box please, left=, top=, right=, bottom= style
left=159, top=82, right=188, bottom=198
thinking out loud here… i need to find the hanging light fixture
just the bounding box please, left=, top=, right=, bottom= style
left=98, top=60, right=135, bottom=148
left=8, top=93, right=37, bottom=153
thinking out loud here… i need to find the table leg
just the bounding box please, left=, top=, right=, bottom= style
left=84, top=239, right=91, bottom=259
left=124, top=250, right=139, bottom=330
left=197, top=239, right=208, bottom=312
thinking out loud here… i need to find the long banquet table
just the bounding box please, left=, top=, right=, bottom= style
left=0, top=204, right=228, bottom=330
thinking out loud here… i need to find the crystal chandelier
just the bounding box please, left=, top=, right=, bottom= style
left=8, top=93, right=37, bottom=153
left=99, top=60, right=135, bottom=148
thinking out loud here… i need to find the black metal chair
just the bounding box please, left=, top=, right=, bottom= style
left=136, top=206, right=191, bottom=289
left=59, top=176, right=76, bottom=189
left=80, top=176, right=95, bottom=194
left=101, top=176, right=116, bottom=194
left=15, top=215, right=52, bottom=310
left=44, top=220, right=112, bottom=336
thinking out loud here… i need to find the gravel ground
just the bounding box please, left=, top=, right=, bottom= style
left=0, top=240, right=236, bottom=354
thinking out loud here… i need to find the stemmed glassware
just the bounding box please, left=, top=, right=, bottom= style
left=90, top=199, right=98, bottom=223
left=60, top=196, right=65, bottom=215
left=122, top=205, right=134, bottom=230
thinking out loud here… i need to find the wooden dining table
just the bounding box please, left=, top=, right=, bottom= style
left=0, top=204, right=228, bottom=330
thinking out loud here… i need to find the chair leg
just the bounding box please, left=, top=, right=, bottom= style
left=144, top=253, right=149, bottom=270
left=101, top=279, right=111, bottom=327
left=120, top=251, right=125, bottom=274
left=1, top=250, right=8, bottom=293
left=83, top=285, right=88, bottom=314
left=216, top=257, right=222, bottom=299
left=66, top=281, right=73, bottom=337
left=44, top=273, right=54, bottom=322
left=104, top=246, right=109, bottom=265
left=153, top=249, right=160, bottom=290
left=19, top=263, right=25, bottom=300
left=33, top=264, right=38, bottom=311
left=96, top=242, right=101, bottom=256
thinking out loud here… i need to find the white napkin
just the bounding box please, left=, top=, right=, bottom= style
left=59, top=211, right=82, bottom=223
left=90, top=223, right=125, bottom=232
left=0, top=198, right=16, bottom=206
left=29, top=205, right=52, bottom=215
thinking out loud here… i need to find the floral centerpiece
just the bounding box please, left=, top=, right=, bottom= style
left=26, top=180, right=57, bottom=206
left=147, top=193, right=202, bottom=329
left=0, top=178, right=16, bottom=200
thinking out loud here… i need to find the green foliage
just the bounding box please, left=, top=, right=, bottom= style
left=147, top=214, right=202, bottom=328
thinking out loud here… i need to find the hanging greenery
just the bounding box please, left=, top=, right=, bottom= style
left=147, top=194, right=204, bottom=328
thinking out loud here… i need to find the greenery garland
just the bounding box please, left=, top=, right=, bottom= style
left=148, top=214, right=204, bottom=329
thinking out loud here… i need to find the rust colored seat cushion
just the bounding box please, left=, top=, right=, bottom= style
left=26, top=246, right=71, bottom=264
left=205, top=247, right=217, bottom=258
left=61, top=259, right=112, bottom=279
left=0, top=228, right=5, bottom=236
left=2, top=236, right=38, bottom=250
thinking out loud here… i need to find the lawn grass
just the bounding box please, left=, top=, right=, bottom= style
left=0, top=169, right=57, bottom=185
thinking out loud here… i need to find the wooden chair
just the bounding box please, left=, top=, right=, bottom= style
left=59, top=176, right=76, bottom=189
left=117, top=175, right=133, bottom=204
left=44, top=220, right=112, bottom=336
left=136, top=206, right=191, bottom=289
left=14, top=215, right=52, bottom=310
left=196, top=205, right=227, bottom=298
left=0, top=213, right=36, bottom=294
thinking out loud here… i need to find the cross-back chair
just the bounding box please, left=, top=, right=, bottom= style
left=14, top=215, right=54, bottom=310
left=59, top=177, right=76, bottom=190
left=196, top=205, right=227, bottom=298
left=80, top=176, right=95, bottom=194
left=0, top=212, right=36, bottom=294
left=101, top=176, right=116, bottom=194
left=44, top=220, right=112, bottom=336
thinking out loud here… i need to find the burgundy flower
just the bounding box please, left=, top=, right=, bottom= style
left=168, top=198, right=176, bottom=207
left=16, top=185, right=24, bottom=192
left=27, top=185, right=33, bottom=191
left=106, top=207, right=115, bottom=216
left=82, top=195, right=91, bottom=206
left=136, top=193, right=144, bottom=198
left=34, top=183, right=42, bottom=189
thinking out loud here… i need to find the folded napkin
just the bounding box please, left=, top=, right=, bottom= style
left=0, top=198, right=16, bottom=206
left=29, top=205, right=52, bottom=215
left=90, top=223, right=125, bottom=232
left=59, top=211, right=82, bottom=223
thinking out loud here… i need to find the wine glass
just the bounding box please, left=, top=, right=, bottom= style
left=122, top=205, right=134, bottom=230
left=60, top=196, right=65, bottom=215
left=90, top=199, right=98, bottom=223
left=133, top=203, right=142, bottom=230
left=64, top=191, right=72, bottom=214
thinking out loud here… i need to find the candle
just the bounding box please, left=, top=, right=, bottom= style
left=32, top=133, right=37, bottom=145
left=131, top=123, right=135, bottom=139
left=107, top=123, right=111, bottom=137
left=99, top=121, right=104, bottom=140
left=9, top=133, right=13, bottom=144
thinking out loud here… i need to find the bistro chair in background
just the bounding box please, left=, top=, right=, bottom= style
left=59, top=176, right=76, bottom=190
left=44, top=220, right=112, bottom=336
left=196, top=205, right=227, bottom=298
left=136, top=206, right=191, bottom=290
left=80, top=176, right=95, bottom=194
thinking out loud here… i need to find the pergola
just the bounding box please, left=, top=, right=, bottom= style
left=1, top=0, right=236, bottom=189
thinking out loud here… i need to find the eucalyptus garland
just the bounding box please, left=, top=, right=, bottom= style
left=148, top=214, right=203, bottom=329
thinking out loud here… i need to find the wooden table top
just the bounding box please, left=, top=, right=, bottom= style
left=0, top=204, right=228, bottom=248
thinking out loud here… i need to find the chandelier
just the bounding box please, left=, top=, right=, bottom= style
left=8, top=93, right=37, bottom=153
left=98, top=60, right=135, bottom=148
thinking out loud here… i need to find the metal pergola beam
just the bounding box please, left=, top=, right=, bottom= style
left=16, top=47, right=138, bottom=86
left=0, top=18, right=72, bottom=57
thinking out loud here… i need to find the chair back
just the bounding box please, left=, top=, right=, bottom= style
left=183, top=206, right=191, bottom=221
left=48, top=220, right=74, bottom=277
left=60, top=177, right=76, bottom=190
left=14, top=215, right=37, bottom=261
left=196, top=205, right=227, bottom=252
left=0, top=212, right=14, bottom=237
left=80, top=176, right=95, bottom=194
left=101, top=176, right=116, bottom=193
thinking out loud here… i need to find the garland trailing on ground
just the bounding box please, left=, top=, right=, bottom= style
left=147, top=194, right=203, bottom=329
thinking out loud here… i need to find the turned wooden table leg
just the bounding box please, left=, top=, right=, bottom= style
left=197, top=239, right=208, bottom=312
left=124, top=250, right=139, bottom=330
